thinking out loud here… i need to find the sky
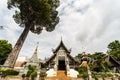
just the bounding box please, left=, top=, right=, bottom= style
left=0, top=0, right=120, bottom=59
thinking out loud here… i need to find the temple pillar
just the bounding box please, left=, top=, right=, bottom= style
left=54, top=64, right=57, bottom=71
left=66, top=59, right=70, bottom=71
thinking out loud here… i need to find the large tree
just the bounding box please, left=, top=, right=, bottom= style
left=4, top=0, right=59, bottom=67
left=0, top=40, right=12, bottom=65
left=107, top=40, right=120, bottom=61
left=89, top=52, right=106, bottom=72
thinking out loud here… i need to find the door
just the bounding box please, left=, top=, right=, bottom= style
left=58, top=60, right=66, bottom=70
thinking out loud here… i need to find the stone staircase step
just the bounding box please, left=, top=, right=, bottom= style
left=46, top=70, right=71, bottom=80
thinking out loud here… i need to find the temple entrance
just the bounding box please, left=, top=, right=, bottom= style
left=58, top=60, right=66, bottom=70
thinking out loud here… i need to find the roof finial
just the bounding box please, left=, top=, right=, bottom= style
left=61, top=36, right=62, bottom=41
left=37, top=42, right=39, bottom=46
left=34, top=42, right=39, bottom=54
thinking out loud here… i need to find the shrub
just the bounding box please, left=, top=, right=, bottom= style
left=40, top=72, right=47, bottom=78
left=76, top=66, right=88, bottom=78
left=1, top=70, right=19, bottom=76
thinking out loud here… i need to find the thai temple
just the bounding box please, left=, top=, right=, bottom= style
left=46, top=39, right=79, bottom=77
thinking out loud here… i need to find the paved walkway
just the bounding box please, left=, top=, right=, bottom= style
left=46, top=70, right=71, bottom=80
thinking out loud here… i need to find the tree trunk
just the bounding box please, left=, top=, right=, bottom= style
left=4, top=23, right=31, bottom=67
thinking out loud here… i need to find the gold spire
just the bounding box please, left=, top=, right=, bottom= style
left=34, top=42, right=39, bottom=54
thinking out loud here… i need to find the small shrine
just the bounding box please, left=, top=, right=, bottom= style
left=19, top=43, right=42, bottom=75
left=80, top=52, right=90, bottom=67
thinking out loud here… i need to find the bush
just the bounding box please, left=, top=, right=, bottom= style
left=40, top=72, right=47, bottom=78
left=31, top=72, right=37, bottom=78
left=2, top=70, right=19, bottom=76
left=76, top=66, right=88, bottom=78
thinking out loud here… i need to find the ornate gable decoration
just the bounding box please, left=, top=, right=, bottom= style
left=47, top=39, right=77, bottom=63
left=52, top=40, right=71, bottom=54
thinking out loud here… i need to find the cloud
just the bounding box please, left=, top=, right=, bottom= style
left=56, top=0, right=120, bottom=55
left=1, top=0, right=120, bottom=59
left=74, top=0, right=120, bottom=42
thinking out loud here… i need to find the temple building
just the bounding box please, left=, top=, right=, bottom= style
left=46, top=39, right=79, bottom=77
left=19, top=43, right=43, bottom=75
left=80, top=52, right=94, bottom=67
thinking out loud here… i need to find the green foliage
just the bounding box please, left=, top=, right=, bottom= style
left=31, top=72, right=37, bottom=80
left=107, top=40, right=120, bottom=61
left=76, top=66, right=88, bottom=78
left=0, top=40, right=12, bottom=65
left=26, top=70, right=32, bottom=77
left=41, top=63, right=47, bottom=68
left=88, top=52, right=107, bottom=72
left=1, top=70, right=19, bottom=76
left=1, top=72, right=7, bottom=78
left=88, top=52, right=112, bottom=73
left=102, top=62, right=111, bottom=71
left=31, top=72, right=37, bottom=77
left=40, top=72, right=47, bottom=78
left=89, top=52, right=106, bottom=60
left=26, top=65, right=37, bottom=79
left=108, top=40, right=120, bottom=51
left=75, top=53, right=82, bottom=59
left=7, top=0, right=60, bottom=34
left=28, top=65, right=36, bottom=71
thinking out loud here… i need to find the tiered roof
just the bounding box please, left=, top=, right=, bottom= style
left=52, top=39, right=71, bottom=53
left=47, top=39, right=78, bottom=63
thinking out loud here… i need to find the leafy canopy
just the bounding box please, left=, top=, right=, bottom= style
left=8, top=0, right=59, bottom=34
left=107, top=40, right=120, bottom=61
left=0, top=40, right=12, bottom=65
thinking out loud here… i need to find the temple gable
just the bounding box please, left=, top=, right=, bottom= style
left=46, top=40, right=79, bottom=77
